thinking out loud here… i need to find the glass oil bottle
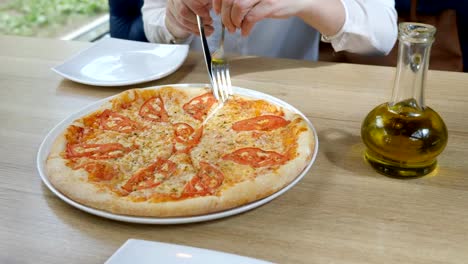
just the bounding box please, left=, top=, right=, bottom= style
left=361, top=23, right=448, bottom=178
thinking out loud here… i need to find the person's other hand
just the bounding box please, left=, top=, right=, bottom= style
left=166, top=0, right=214, bottom=39
left=212, top=0, right=305, bottom=36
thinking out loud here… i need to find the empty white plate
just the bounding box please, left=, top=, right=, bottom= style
left=105, top=239, right=274, bottom=264
left=52, top=37, right=189, bottom=86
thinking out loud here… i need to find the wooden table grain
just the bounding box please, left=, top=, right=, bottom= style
left=1, top=35, right=468, bottom=264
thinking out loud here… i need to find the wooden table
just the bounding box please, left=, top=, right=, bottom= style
left=1, top=35, right=468, bottom=264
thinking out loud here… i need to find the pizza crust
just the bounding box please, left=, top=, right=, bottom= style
left=46, top=86, right=316, bottom=217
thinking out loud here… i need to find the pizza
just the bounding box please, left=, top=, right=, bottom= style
left=46, top=86, right=316, bottom=217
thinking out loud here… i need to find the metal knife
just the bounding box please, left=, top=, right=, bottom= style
left=196, top=15, right=214, bottom=84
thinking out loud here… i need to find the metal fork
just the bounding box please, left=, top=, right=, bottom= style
left=211, top=24, right=232, bottom=102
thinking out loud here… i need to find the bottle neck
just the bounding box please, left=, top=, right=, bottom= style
left=390, top=38, right=432, bottom=111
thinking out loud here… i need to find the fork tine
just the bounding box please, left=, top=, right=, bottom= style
left=214, top=66, right=225, bottom=102
left=217, top=66, right=225, bottom=102
left=210, top=22, right=232, bottom=103
left=225, top=65, right=233, bottom=96
left=211, top=68, right=221, bottom=101
left=220, top=65, right=229, bottom=101
left=219, top=67, right=228, bottom=102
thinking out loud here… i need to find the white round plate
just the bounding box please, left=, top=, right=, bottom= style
left=52, top=38, right=189, bottom=86
left=36, top=84, right=319, bottom=224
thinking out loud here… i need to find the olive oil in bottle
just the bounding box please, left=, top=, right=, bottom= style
left=362, top=99, right=448, bottom=177
left=361, top=23, right=448, bottom=178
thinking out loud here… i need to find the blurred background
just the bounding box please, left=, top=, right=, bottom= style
left=0, top=0, right=109, bottom=41
left=0, top=0, right=465, bottom=72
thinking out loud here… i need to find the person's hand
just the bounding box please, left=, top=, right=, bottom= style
left=212, top=0, right=305, bottom=36
left=212, top=0, right=345, bottom=37
left=165, top=0, right=214, bottom=39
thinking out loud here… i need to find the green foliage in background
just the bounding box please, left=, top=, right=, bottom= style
left=0, top=0, right=108, bottom=36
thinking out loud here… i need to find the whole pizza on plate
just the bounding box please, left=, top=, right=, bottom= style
left=46, top=86, right=316, bottom=217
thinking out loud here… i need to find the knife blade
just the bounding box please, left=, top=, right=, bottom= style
left=196, top=15, right=213, bottom=82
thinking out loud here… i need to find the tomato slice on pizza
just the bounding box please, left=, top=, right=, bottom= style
left=183, top=93, right=217, bottom=121
left=122, top=158, right=177, bottom=192
left=139, top=96, right=169, bottom=122
left=99, top=109, right=141, bottom=133
left=65, top=125, right=92, bottom=144
left=222, top=147, right=288, bottom=168
left=182, top=162, right=224, bottom=197
left=173, top=123, right=203, bottom=153
left=232, top=115, right=290, bottom=131
left=66, top=143, right=137, bottom=160
left=79, top=162, right=118, bottom=181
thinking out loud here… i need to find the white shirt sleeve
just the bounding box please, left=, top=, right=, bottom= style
left=322, top=0, right=398, bottom=55
left=142, top=0, right=397, bottom=55
left=142, top=0, right=192, bottom=44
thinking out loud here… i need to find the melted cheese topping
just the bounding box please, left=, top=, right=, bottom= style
left=63, top=87, right=308, bottom=201
left=191, top=96, right=300, bottom=186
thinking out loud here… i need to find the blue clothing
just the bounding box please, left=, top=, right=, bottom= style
left=109, top=0, right=148, bottom=42
left=396, top=0, right=468, bottom=71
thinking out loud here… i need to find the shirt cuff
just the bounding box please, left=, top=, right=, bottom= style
left=144, top=10, right=192, bottom=44
left=320, top=0, right=349, bottom=51
left=159, top=14, right=193, bottom=44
